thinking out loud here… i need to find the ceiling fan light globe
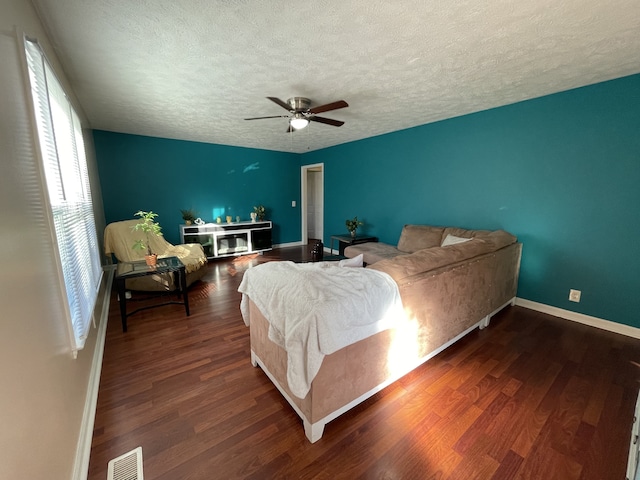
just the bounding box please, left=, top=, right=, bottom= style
left=290, top=117, right=309, bottom=130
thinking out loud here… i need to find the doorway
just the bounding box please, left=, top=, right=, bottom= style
left=301, top=163, right=324, bottom=246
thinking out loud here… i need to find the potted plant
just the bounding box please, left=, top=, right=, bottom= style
left=131, top=210, right=163, bottom=266
left=253, top=205, right=266, bottom=221
left=180, top=208, right=197, bottom=225
left=345, top=216, right=363, bottom=238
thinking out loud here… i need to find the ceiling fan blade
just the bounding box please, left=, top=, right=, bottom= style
left=308, top=100, right=349, bottom=114
left=267, top=97, right=292, bottom=111
left=309, top=116, right=344, bottom=127
left=245, top=115, right=288, bottom=120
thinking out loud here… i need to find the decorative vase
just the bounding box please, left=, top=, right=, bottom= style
left=145, top=253, right=157, bottom=266
left=216, top=216, right=221, bottom=224
left=185, top=220, right=192, bottom=226
left=250, top=212, right=257, bottom=223
left=226, top=216, right=232, bottom=224
left=350, top=230, right=356, bottom=239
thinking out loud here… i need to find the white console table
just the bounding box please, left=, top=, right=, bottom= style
left=180, top=221, right=272, bottom=259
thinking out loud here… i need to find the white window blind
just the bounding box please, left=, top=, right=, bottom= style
left=24, top=37, right=102, bottom=354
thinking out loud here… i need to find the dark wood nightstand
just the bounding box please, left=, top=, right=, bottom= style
left=330, top=234, right=378, bottom=256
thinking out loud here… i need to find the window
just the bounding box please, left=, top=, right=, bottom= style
left=24, top=37, right=102, bottom=355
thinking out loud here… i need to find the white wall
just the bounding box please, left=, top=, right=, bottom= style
left=0, top=1, right=106, bottom=478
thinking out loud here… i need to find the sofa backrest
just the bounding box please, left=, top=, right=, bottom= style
left=397, top=224, right=515, bottom=251
left=373, top=226, right=517, bottom=282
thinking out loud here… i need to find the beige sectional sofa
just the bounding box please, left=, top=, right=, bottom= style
left=247, top=224, right=521, bottom=442
left=345, top=225, right=522, bottom=354
left=344, top=224, right=516, bottom=265
left=359, top=224, right=521, bottom=362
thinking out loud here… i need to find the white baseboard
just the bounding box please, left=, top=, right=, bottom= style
left=73, top=265, right=114, bottom=480
left=273, top=241, right=303, bottom=248
left=515, top=297, right=640, bottom=339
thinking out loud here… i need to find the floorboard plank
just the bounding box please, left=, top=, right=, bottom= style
left=87, top=246, right=640, bottom=479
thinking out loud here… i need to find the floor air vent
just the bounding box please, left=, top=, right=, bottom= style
left=107, top=446, right=144, bottom=480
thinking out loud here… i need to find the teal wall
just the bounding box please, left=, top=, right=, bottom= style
left=94, top=132, right=301, bottom=245
left=94, top=74, right=640, bottom=328
left=305, top=74, right=640, bottom=328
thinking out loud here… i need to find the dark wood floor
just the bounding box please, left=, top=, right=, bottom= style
left=88, top=246, right=640, bottom=479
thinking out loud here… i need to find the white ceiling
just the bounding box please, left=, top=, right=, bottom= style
left=32, top=0, right=640, bottom=153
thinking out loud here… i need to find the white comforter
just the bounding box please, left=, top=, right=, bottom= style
left=238, top=261, right=404, bottom=398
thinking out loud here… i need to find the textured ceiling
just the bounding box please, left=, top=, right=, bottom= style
left=32, top=0, right=640, bottom=153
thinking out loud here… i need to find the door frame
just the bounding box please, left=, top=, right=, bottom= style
left=300, top=163, right=324, bottom=245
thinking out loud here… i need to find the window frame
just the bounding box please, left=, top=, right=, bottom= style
left=24, top=36, right=103, bottom=356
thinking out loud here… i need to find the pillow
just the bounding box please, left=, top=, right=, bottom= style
left=338, top=254, right=364, bottom=268
left=397, top=225, right=445, bottom=253
left=441, top=234, right=472, bottom=247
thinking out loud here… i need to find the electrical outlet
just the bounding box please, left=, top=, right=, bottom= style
left=569, top=289, right=581, bottom=302
left=291, top=200, right=296, bottom=207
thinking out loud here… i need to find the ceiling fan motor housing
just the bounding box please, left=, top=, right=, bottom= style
left=288, top=97, right=311, bottom=112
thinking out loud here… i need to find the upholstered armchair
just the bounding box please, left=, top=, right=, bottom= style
left=104, top=219, right=207, bottom=291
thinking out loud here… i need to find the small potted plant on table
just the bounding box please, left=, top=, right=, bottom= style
left=132, top=210, right=163, bottom=266
left=346, top=216, right=363, bottom=239
left=253, top=205, right=266, bottom=221
left=180, top=208, right=197, bottom=225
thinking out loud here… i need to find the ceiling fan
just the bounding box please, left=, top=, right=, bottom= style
left=245, top=97, right=348, bottom=132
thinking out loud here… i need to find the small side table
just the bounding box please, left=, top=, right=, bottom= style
left=115, top=256, right=189, bottom=332
left=330, top=235, right=378, bottom=256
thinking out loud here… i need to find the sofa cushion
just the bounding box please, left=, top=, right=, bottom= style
left=481, top=230, right=517, bottom=250
left=344, top=242, right=406, bottom=265
left=440, top=227, right=516, bottom=248
left=441, top=234, right=472, bottom=247
left=441, top=227, right=480, bottom=242
left=396, top=225, right=445, bottom=253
